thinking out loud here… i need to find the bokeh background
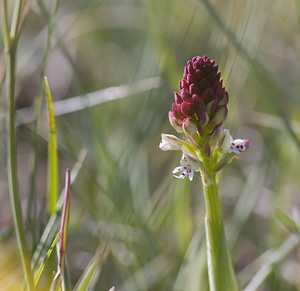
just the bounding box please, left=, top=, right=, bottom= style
left=1, top=0, right=300, bottom=290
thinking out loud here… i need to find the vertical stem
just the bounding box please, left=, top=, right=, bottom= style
left=6, top=42, right=34, bottom=291
left=201, top=172, right=238, bottom=291
left=1, top=1, right=34, bottom=289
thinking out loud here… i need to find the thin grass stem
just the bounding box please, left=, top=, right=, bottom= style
left=27, top=0, right=60, bottom=247
left=1, top=1, right=34, bottom=289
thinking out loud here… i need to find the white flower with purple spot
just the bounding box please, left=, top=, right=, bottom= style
left=172, top=153, right=200, bottom=181
left=219, top=129, right=250, bottom=155
left=229, top=139, right=250, bottom=154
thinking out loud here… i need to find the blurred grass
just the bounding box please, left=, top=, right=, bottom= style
left=1, top=0, right=300, bottom=290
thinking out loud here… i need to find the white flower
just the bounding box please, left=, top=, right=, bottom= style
left=229, top=139, right=250, bottom=154
left=159, top=134, right=183, bottom=151
left=218, top=129, right=233, bottom=154
left=172, top=153, right=200, bottom=181
left=219, top=129, right=250, bottom=155
left=173, top=165, right=194, bottom=181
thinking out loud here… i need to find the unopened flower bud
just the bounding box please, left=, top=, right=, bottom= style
left=207, top=106, right=228, bottom=134
left=168, top=111, right=183, bottom=133
left=170, top=56, right=229, bottom=136
left=182, top=118, right=198, bottom=137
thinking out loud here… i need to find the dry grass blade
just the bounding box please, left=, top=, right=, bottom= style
left=32, top=150, right=87, bottom=280
left=74, top=245, right=110, bottom=291
left=16, top=77, right=162, bottom=125
left=50, top=168, right=71, bottom=291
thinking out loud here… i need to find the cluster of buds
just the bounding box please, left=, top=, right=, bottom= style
left=169, top=56, right=228, bottom=137
left=160, top=56, right=250, bottom=180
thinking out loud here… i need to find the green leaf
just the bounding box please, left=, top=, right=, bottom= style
left=33, top=230, right=60, bottom=286
left=275, top=208, right=299, bottom=233
left=45, top=76, right=58, bottom=214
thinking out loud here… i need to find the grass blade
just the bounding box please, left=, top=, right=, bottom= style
left=74, top=245, right=110, bottom=291
left=45, top=76, right=58, bottom=214
left=50, top=168, right=71, bottom=290
left=33, top=230, right=60, bottom=286
left=16, top=77, right=162, bottom=125
left=32, top=150, right=87, bottom=283
left=243, top=235, right=299, bottom=291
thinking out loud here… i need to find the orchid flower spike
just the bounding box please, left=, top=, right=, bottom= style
left=159, top=55, right=250, bottom=181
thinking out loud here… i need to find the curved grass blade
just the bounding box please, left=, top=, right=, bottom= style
left=74, top=245, right=110, bottom=291
left=33, top=230, right=60, bottom=286
left=50, top=169, right=71, bottom=291
left=16, top=77, right=162, bottom=125
left=45, top=76, right=58, bottom=214
left=32, top=149, right=87, bottom=284
left=243, top=235, right=299, bottom=291
left=275, top=208, right=300, bottom=234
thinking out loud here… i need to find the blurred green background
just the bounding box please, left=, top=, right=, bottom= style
left=1, top=0, right=300, bottom=290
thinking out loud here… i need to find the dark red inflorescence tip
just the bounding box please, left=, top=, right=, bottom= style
left=170, top=56, right=228, bottom=134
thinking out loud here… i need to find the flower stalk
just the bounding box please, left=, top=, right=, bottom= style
left=201, top=169, right=238, bottom=291
left=159, top=55, right=250, bottom=290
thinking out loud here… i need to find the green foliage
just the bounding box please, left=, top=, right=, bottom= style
left=45, top=77, right=58, bottom=214
left=0, top=0, right=300, bottom=290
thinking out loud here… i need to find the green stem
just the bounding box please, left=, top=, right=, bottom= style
left=1, top=1, right=34, bottom=289
left=27, top=0, right=60, bottom=247
left=6, top=44, right=35, bottom=291
left=201, top=171, right=238, bottom=291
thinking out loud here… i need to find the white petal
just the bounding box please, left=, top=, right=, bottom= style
left=159, top=140, right=172, bottom=151
left=172, top=165, right=195, bottom=180
left=188, top=170, right=194, bottom=181
left=180, top=153, right=200, bottom=170
left=219, top=129, right=233, bottom=154
left=229, top=139, right=250, bottom=154
left=172, top=166, right=190, bottom=179
left=172, top=166, right=185, bottom=174
left=159, top=134, right=183, bottom=151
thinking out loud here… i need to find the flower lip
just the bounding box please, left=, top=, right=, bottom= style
left=173, top=166, right=194, bottom=181
left=172, top=153, right=201, bottom=181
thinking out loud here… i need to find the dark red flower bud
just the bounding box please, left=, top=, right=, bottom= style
left=170, top=56, right=228, bottom=135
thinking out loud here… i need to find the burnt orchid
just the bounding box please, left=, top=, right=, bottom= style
left=160, top=56, right=249, bottom=179
left=159, top=56, right=250, bottom=291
